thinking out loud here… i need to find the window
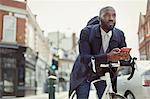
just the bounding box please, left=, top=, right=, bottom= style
left=2, top=15, right=16, bottom=42
left=25, top=68, right=35, bottom=88
left=26, top=24, right=35, bottom=50
left=139, top=29, right=144, bottom=43
left=148, top=22, right=150, bottom=35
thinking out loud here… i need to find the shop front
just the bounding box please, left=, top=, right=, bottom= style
left=24, top=47, right=38, bottom=96
left=0, top=47, right=17, bottom=97
left=0, top=43, right=38, bottom=97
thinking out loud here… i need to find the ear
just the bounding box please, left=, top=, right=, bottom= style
left=97, top=16, right=101, bottom=25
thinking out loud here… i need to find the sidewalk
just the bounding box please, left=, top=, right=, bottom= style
left=1, top=91, right=68, bottom=99
left=1, top=90, right=97, bottom=99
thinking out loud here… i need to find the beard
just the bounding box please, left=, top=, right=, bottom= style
left=108, top=23, right=115, bottom=30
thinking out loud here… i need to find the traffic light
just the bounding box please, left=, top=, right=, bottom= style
left=50, top=59, right=58, bottom=71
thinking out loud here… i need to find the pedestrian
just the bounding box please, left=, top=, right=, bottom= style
left=69, top=6, right=130, bottom=99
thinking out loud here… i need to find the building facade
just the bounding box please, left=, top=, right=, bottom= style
left=47, top=32, right=78, bottom=91
left=26, top=6, right=50, bottom=94
left=0, top=0, right=50, bottom=97
left=138, top=0, right=150, bottom=60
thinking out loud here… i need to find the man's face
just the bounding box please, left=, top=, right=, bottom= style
left=100, top=8, right=116, bottom=31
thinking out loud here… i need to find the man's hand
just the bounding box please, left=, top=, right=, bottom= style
left=107, top=48, right=130, bottom=62
left=120, top=47, right=131, bottom=60
left=119, top=51, right=130, bottom=61
left=107, top=49, right=120, bottom=62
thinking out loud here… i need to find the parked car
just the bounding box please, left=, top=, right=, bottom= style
left=117, top=60, right=150, bottom=99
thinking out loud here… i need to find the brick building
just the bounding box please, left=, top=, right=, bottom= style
left=0, top=0, right=50, bottom=97
left=138, top=0, right=150, bottom=60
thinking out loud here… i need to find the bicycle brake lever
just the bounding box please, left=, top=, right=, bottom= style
left=127, top=57, right=136, bottom=80
left=91, top=56, right=96, bottom=73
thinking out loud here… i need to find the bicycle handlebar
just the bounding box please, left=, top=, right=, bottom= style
left=127, top=57, right=137, bottom=80
left=91, top=57, right=137, bottom=80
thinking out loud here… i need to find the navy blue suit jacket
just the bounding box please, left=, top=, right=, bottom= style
left=69, top=24, right=127, bottom=97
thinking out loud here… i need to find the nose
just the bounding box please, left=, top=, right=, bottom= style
left=109, top=15, right=115, bottom=21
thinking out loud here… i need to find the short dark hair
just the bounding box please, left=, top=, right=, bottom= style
left=99, top=6, right=115, bottom=18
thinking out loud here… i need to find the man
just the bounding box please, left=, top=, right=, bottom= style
left=69, top=6, right=130, bottom=99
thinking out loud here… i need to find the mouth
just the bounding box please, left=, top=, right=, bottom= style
left=108, top=21, right=114, bottom=25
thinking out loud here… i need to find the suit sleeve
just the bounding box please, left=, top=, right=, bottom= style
left=79, top=28, right=91, bottom=65
left=119, top=31, right=127, bottom=48
left=119, top=30, right=132, bottom=65
left=79, top=28, right=108, bottom=65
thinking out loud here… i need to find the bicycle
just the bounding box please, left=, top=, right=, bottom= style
left=91, top=57, right=137, bottom=99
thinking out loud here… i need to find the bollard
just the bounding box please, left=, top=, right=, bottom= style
left=48, top=75, right=57, bottom=99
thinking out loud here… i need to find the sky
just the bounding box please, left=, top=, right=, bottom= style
left=27, top=0, right=148, bottom=59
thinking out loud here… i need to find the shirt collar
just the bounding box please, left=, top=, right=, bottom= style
left=100, top=28, right=112, bottom=37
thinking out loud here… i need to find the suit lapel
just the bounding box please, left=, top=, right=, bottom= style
left=95, top=25, right=103, bottom=53
left=95, top=25, right=101, bottom=38
left=106, top=28, right=119, bottom=52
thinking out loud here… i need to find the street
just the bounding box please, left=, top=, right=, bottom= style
left=1, top=90, right=97, bottom=99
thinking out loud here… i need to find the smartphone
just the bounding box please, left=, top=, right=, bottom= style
left=120, top=48, right=132, bottom=53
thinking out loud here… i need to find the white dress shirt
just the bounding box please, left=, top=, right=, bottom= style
left=101, top=28, right=112, bottom=53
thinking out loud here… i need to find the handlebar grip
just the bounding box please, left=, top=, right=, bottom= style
left=127, top=57, right=136, bottom=80
left=127, top=68, right=135, bottom=80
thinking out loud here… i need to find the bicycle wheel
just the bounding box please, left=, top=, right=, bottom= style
left=109, top=93, right=126, bottom=99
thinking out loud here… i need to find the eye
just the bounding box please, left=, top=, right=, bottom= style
left=112, top=13, right=116, bottom=17
left=104, top=13, right=109, bottom=17
left=103, top=13, right=116, bottom=19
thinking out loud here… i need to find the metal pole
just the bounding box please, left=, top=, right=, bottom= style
left=48, top=79, right=54, bottom=99
left=0, top=51, right=2, bottom=98
left=57, top=31, right=60, bottom=52
left=57, top=31, right=60, bottom=92
left=144, top=41, right=148, bottom=60
left=0, top=81, right=2, bottom=98
left=48, top=75, right=57, bottom=99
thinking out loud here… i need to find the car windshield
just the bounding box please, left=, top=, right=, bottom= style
left=118, top=67, right=131, bottom=76
left=143, top=70, right=150, bottom=75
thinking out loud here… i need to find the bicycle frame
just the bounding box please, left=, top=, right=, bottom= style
left=69, top=57, right=136, bottom=99
left=91, top=59, right=126, bottom=99
left=102, top=73, right=113, bottom=99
